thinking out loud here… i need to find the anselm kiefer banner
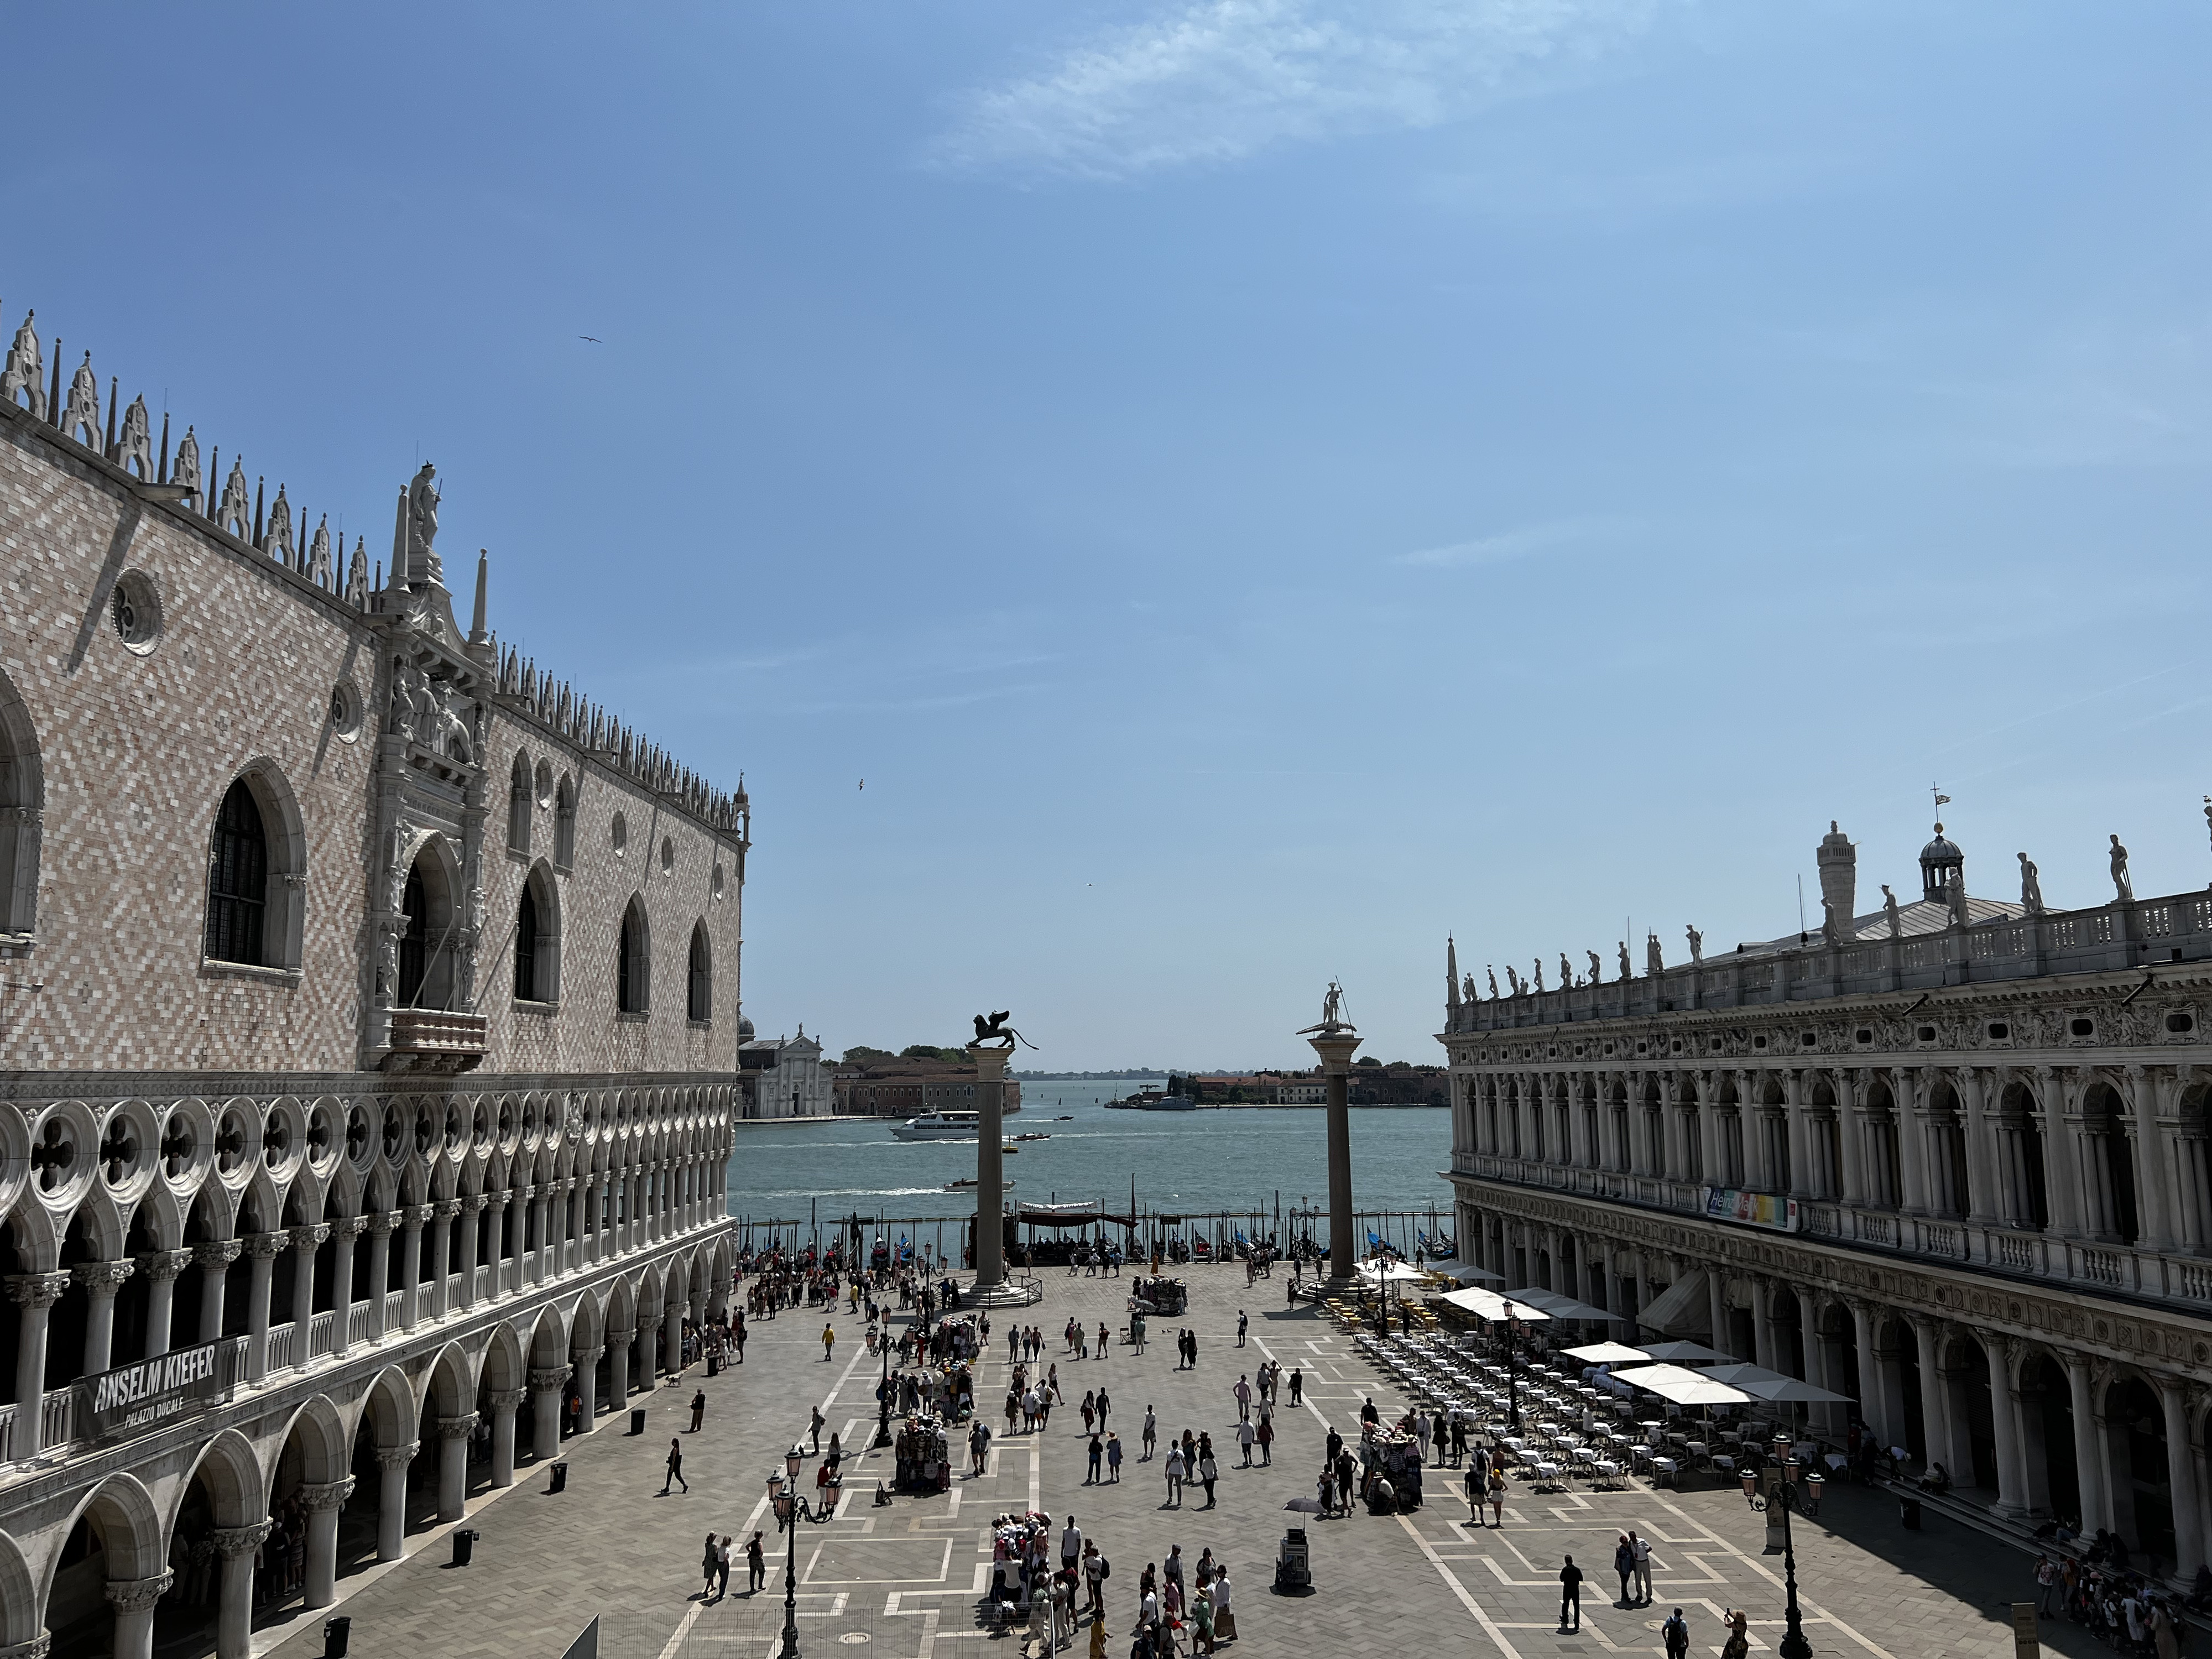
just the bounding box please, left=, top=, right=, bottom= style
left=76, top=1340, right=224, bottom=1439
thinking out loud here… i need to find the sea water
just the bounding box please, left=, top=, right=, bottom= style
left=724, top=1076, right=1455, bottom=1240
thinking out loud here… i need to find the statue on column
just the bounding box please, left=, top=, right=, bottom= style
left=2017, top=852, right=2044, bottom=914
left=2110, top=834, right=2133, bottom=902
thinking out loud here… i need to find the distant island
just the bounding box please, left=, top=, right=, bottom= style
left=1015, top=1070, right=1168, bottom=1080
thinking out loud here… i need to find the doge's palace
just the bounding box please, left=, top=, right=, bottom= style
left=0, top=301, right=748, bottom=1658
left=1443, top=816, right=2212, bottom=1585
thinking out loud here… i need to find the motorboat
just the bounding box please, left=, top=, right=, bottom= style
left=1053, top=1115, right=1073, bottom=1120
left=945, top=1177, right=1016, bottom=1191
left=891, top=1112, right=982, bottom=1141
left=1013, top=1132, right=1050, bottom=1141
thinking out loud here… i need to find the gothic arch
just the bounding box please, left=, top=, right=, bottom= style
left=0, top=663, right=44, bottom=939
left=617, top=894, right=651, bottom=1015
left=274, top=1392, right=351, bottom=1486
left=204, top=758, right=307, bottom=971
left=0, top=1525, right=38, bottom=1646
left=173, top=1426, right=267, bottom=1531
left=515, top=859, right=561, bottom=1005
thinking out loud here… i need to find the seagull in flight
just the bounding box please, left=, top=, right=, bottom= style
left=578, top=335, right=602, bottom=343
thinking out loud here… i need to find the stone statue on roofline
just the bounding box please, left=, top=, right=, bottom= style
left=1486, top=967, right=1499, bottom=999
left=1, top=310, right=44, bottom=418
left=2018, top=852, right=2043, bottom=915
left=1821, top=900, right=1841, bottom=946
left=1588, top=950, right=1603, bottom=986
left=1561, top=953, right=1574, bottom=990
left=2110, top=834, right=2133, bottom=902
left=1532, top=958, right=1545, bottom=993
left=1646, top=933, right=1663, bottom=976
left=1463, top=972, right=1478, bottom=1004
left=1618, top=941, right=1631, bottom=982
left=1881, top=884, right=1901, bottom=937
left=1947, top=872, right=1970, bottom=928
left=406, top=461, right=442, bottom=583
left=1685, top=925, right=1703, bottom=964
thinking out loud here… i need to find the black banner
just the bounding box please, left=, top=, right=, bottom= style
left=77, top=1340, right=223, bottom=1438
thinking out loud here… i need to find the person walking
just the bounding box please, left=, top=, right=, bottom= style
left=1142, top=1407, right=1157, bottom=1460
left=1237, top=1419, right=1256, bottom=1467
left=1166, top=1444, right=1186, bottom=1506
left=1487, top=1469, right=1506, bottom=1527
left=1107, top=1431, right=1124, bottom=1482
left=1256, top=1416, right=1273, bottom=1465
left=822, top=1321, right=837, bottom=1361
left=1720, top=1609, right=1750, bottom=1659
left=1088, top=1434, right=1105, bottom=1483
left=1288, top=1367, right=1303, bottom=1406
left=690, top=1389, right=707, bottom=1432
left=1061, top=1515, right=1083, bottom=1575
left=1212, top=1567, right=1235, bottom=1643
left=702, top=1531, right=722, bottom=1598
left=1096, top=1389, right=1111, bottom=1429
left=747, top=1531, right=767, bottom=1593
left=662, top=1437, right=688, bottom=1495
left=2034, top=1553, right=2060, bottom=1616
left=716, top=1536, right=733, bottom=1600
left=1198, top=1446, right=1219, bottom=1509
left=1661, top=1608, right=1690, bottom=1658
left=1629, top=1529, right=1652, bottom=1604
left=1083, top=1540, right=1107, bottom=1620
left=1558, top=1554, right=1583, bottom=1632
left=1611, top=1535, right=1634, bottom=1606
left=1082, top=1391, right=1097, bottom=1436
left=1233, top=1375, right=1252, bottom=1422
left=1237, top=1310, right=1248, bottom=1347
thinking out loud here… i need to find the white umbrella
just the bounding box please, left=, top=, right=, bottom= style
left=1636, top=1340, right=1730, bottom=1365
left=1439, top=1286, right=1553, bottom=1323
left=1506, top=1288, right=1619, bottom=1323
left=1700, top=1363, right=1853, bottom=1405
left=1563, top=1341, right=1650, bottom=1365
left=1610, top=1364, right=1751, bottom=1406
left=1440, top=1262, right=1506, bottom=1285
left=1357, top=1259, right=1431, bottom=1285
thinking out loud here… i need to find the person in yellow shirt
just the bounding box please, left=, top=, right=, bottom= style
left=822, top=1322, right=837, bottom=1361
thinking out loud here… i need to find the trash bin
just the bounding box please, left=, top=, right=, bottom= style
left=451, top=1527, right=478, bottom=1566
left=630, top=1406, right=648, bottom=1436
left=549, top=1459, right=568, bottom=1494
left=324, top=1615, right=351, bottom=1657
left=1900, top=1497, right=1922, bottom=1531
left=707, top=1353, right=720, bottom=1376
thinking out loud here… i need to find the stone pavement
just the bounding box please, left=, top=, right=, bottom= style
left=263, top=1262, right=2111, bottom=1659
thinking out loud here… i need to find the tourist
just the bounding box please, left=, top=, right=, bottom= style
left=1082, top=1391, right=1097, bottom=1434
left=662, top=1437, right=688, bottom=1495
left=701, top=1531, right=721, bottom=1598
left=1233, top=1375, right=1252, bottom=1422
left=2034, top=1553, right=2059, bottom=1615
left=747, top=1531, right=766, bottom=1593
left=1288, top=1366, right=1302, bottom=1406
left=1062, top=1514, right=1083, bottom=1574
left=1720, top=1609, right=1749, bottom=1659
left=1211, top=1566, right=1234, bottom=1642
left=822, top=1322, right=837, bottom=1361
left=1237, top=1419, right=1255, bottom=1466
left=1661, top=1608, right=1690, bottom=1658
left=1142, top=1406, right=1157, bottom=1460
left=1098, top=1321, right=1111, bottom=1358
left=1487, top=1469, right=1506, bottom=1527
left=1106, top=1431, right=1123, bottom=1481
left=1088, top=1435, right=1104, bottom=1483
left=1255, top=1417, right=1272, bottom=1465
left=1165, top=1444, right=1186, bottom=1506
left=717, top=1535, right=733, bottom=1600
left=1237, top=1310, right=1248, bottom=1346
left=811, top=1406, right=826, bottom=1454
left=1629, top=1529, right=1652, bottom=1603
left=1197, top=1442, right=1219, bottom=1508
left=970, top=1419, right=993, bottom=1475
left=1097, top=1388, right=1112, bottom=1428
left=1611, top=1535, right=1634, bottom=1605
left=1558, top=1554, right=1583, bottom=1632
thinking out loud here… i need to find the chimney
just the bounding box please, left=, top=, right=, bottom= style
left=1817, top=821, right=1856, bottom=925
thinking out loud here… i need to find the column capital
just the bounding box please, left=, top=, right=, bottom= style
left=244, top=1232, right=288, bottom=1261
left=195, top=1240, right=243, bottom=1269
left=432, top=1198, right=463, bottom=1219
left=437, top=1412, right=479, bottom=1441
left=136, top=1248, right=195, bottom=1283
left=289, top=1224, right=331, bottom=1253
left=104, top=1571, right=175, bottom=1615
left=72, top=1258, right=135, bottom=1295
left=607, top=1328, right=636, bottom=1344
left=487, top=1387, right=527, bottom=1411
left=366, top=1211, right=397, bottom=1237
left=530, top=1365, right=573, bottom=1391
left=331, top=1215, right=369, bottom=1240
left=458, top=1194, right=488, bottom=1216
left=401, top=1203, right=434, bottom=1228
left=374, top=1439, right=421, bottom=1470
left=5, top=1271, right=72, bottom=1310
left=298, top=1477, right=356, bottom=1513
left=212, top=1520, right=274, bottom=1558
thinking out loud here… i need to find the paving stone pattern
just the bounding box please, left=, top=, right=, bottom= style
left=263, top=1266, right=2112, bottom=1659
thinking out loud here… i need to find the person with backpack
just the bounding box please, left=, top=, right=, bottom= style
left=1661, top=1608, right=1691, bottom=1658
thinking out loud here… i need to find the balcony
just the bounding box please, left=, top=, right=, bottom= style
left=383, top=1008, right=489, bottom=1073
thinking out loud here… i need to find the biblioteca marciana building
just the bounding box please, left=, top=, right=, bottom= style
left=1443, top=819, right=2212, bottom=1581
left=0, top=303, right=748, bottom=1658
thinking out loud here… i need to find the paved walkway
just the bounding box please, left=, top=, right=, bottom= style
left=263, top=1263, right=2109, bottom=1659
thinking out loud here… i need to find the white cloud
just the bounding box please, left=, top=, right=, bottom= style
left=930, top=0, right=1670, bottom=181
left=1393, top=515, right=1627, bottom=568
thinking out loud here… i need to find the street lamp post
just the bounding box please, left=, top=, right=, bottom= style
left=1498, top=1298, right=1524, bottom=1432
left=874, top=1323, right=894, bottom=1449
left=773, top=1443, right=804, bottom=1658
left=1775, top=1452, right=1812, bottom=1659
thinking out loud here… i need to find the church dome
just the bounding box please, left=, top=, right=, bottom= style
left=738, top=1016, right=756, bottom=1039
left=1919, top=822, right=1964, bottom=901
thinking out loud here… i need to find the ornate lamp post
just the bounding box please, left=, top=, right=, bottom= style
left=773, top=1443, right=805, bottom=1658
left=1501, top=1298, right=1523, bottom=1432
left=1775, top=1453, right=1812, bottom=1659
left=874, top=1322, right=894, bottom=1449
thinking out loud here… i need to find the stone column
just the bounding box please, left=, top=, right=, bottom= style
left=436, top=1412, right=477, bottom=1521
left=244, top=1233, right=283, bottom=1384
left=2038, top=1069, right=2085, bottom=1236
left=608, top=1330, right=633, bottom=1411
left=105, top=1571, right=174, bottom=1659
left=365, top=1214, right=394, bottom=1342
left=529, top=1186, right=551, bottom=1283
left=488, top=1388, right=524, bottom=1484
left=1808, top=1313, right=1846, bottom=1439
left=329, top=1219, right=365, bottom=1355
left=211, top=1522, right=273, bottom=1659
left=375, top=1442, right=418, bottom=1561
left=1849, top=1300, right=1891, bottom=1448
left=2130, top=1068, right=2177, bottom=1251
left=1982, top=1334, right=2028, bottom=1515
left=1751, top=1277, right=1776, bottom=1371
left=298, top=1478, right=354, bottom=1608
left=1959, top=1070, right=2001, bottom=1225
left=665, top=1300, right=686, bottom=1373
left=567, top=1179, right=587, bottom=1274
left=456, top=1194, right=485, bottom=1308
left=1837, top=1070, right=1868, bottom=1206
left=1896, top=1068, right=1933, bottom=1214
left=137, top=1250, right=190, bottom=1359
left=429, top=1199, right=459, bottom=1319
left=289, top=1225, right=327, bottom=1362
left=76, top=1259, right=135, bottom=1377
left=638, top=1313, right=662, bottom=1383
left=967, top=1042, right=1012, bottom=1294
left=1307, top=1025, right=1363, bottom=1287
left=508, top=1186, right=530, bottom=1290
left=1912, top=1318, right=1955, bottom=1473
left=6, top=1272, right=69, bottom=1453
left=1708, top=1274, right=1733, bottom=1358
left=1783, top=1070, right=1810, bottom=1198
left=2159, top=1379, right=2204, bottom=1578
left=2064, top=1355, right=2111, bottom=1533
left=195, top=1241, right=240, bottom=1343
left=399, top=1206, right=427, bottom=1330
left=530, top=1366, right=570, bottom=1459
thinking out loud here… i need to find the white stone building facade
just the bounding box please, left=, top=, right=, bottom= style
left=1444, top=820, right=2212, bottom=1583
left=0, top=301, right=747, bottom=1659
left=738, top=1026, right=834, bottom=1118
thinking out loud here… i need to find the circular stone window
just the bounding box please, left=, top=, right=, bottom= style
left=111, top=571, right=162, bottom=655
left=660, top=836, right=675, bottom=877
left=611, top=812, right=628, bottom=856
left=328, top=679, right=363, bottom=742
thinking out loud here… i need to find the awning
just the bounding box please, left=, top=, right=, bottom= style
left=1700, top=1363, right=1854, bottom=1404
left=1638, top=1339, right=1731, bottom=1365
left=1441, top=1263, right=1506, bottom=1285
left=1506, top=1288, right=1619, bottom=1323
left=1563, top=1341, right=1651, bottom=1365
left=1438, top=1286, right=1553, bottom=1323
left=1610, top=1363, right=1751, bottom=1406
left=1357, top=1259, right=1432, bottom=1286
left=1634, top=1270, right=1711, bottom=1337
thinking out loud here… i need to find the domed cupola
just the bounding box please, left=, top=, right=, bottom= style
left=738, top=1015, right=757, bottom=1040
left=1919, top=823, right=1964, bottom=902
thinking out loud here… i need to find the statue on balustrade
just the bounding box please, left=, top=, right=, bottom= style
left=1588, top=950, right=1603, bottom=987
left=1560, top=953, right=1574, bottom=990
left=1618, top=941, right=1631, bottom=982
left=2018, top=852, right=2044, bottom=915
left=1486, top=967, right=1499, bottom=999
left=2110, top=834, right=2133, bottom=902
left=1881, top=884, right=1901, bottom=938
left=1684, top=925, right=1703, bottom=964
left=1646, top=933, right=1663, bottom=976
left=1532, top=959, right=1545, bottom=993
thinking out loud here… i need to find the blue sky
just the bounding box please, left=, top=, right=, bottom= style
left=4, top=3, right=2210, bottom=1070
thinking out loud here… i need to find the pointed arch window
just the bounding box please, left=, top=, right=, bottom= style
left=553, top=774, right=576, bottom=870
left=206, top=779, right=269, bottom=965
left=618, top=897, right=650, bottom=1016
left=515, top=881, right=540, bottom=1001
left=687, top=921, right=712, bottom=1024
left=398, top=866, right=429, bottom=1005
left=515, top=862, right=561, bottom=1006
left=507, top=752, right=531, bottom=853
